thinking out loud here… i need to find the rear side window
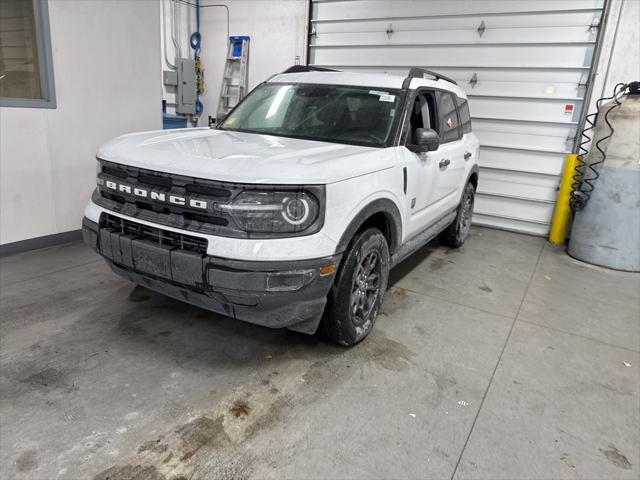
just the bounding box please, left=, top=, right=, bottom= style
left=435, top=91, right=461, bottom=143
left=457, top=97, right=472, bottom=134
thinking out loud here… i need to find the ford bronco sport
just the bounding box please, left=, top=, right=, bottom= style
left=82, top=66, right=479, bottom=345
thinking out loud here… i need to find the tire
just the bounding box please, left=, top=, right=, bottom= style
left=319, top=227, right=390, bottom=346
left=439, top=181, right=475, bottom=248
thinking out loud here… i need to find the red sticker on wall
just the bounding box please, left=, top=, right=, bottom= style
left=565, top=104, right=574, bottom=115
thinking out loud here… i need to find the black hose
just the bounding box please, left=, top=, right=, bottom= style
left=569, top=82, right=630, bottom=211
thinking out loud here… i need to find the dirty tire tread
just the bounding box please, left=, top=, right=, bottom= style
left=439, top=182, right=475, bottom=248
left=319, top=227, right=390, bottom=346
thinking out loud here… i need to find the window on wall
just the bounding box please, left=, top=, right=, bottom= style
left=0, top=0, right=56, bottom=108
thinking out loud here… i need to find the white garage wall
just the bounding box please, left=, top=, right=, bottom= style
left=0, top=0, right=162, bottom=246
left=160, top=0, right=308, bottom=125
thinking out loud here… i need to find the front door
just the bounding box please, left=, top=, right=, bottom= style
left=399, top=89, right=463, bottom=239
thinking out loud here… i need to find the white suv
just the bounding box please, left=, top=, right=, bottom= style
left=82, top=66, right=479, bottom=345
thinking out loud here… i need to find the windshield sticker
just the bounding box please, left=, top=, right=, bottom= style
left=226, top=117, right=237, bottom=125
left=379, top=94, right=395, bottom=103
left=368, top=90, right=388, bottom=96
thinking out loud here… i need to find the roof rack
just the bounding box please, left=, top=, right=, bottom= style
left=281, top=65, right=339, bottom=74
left=402, top=68, right=457, bottom=89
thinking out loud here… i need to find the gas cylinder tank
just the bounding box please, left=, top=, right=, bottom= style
left=568, top=93, right=640, bottom=272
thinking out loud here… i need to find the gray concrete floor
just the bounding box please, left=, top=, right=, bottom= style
left=1, top=227, right=638, bottom=480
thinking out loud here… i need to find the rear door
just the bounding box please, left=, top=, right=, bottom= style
left=432, top=90, right=465, bottom=207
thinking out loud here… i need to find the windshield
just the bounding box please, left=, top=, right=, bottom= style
left=218, top=83, right=403, bottom=147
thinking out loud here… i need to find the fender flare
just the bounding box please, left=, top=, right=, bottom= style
left=335, top=198, right=403, bottom=255
left=467, top=164, right=480, bottom=188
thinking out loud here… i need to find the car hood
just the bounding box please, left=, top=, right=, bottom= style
left=97, top=128, right=392, bottom=184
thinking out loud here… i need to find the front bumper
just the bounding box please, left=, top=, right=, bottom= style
left=82, top=217, right=340, bottom=334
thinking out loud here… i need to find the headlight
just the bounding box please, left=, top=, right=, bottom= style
left=220, top=190, right=321, bottom=234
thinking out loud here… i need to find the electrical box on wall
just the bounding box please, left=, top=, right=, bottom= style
left=163, top=70, right=178, bottom=86
left=176, top=58, right=196, bottom=115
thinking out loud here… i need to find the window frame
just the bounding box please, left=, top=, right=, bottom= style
left=1, top=0, right=56, bottom=109
left=402, top=88, right=439, bottom=145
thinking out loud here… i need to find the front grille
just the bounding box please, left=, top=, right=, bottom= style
left=95, top=160, right=238, bottom=236
left=101, top=213, right=207, bottom=254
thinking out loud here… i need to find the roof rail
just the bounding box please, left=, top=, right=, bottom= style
left=402, top=68, right=457, bottom=89
left=281, top=65, right=339, bottom=74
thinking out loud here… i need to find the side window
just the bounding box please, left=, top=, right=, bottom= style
left=435, top=91, right=461, bottom=143
left=457, top=96, right=472, bottom=134
left=407, top=91, right=437, bottom=143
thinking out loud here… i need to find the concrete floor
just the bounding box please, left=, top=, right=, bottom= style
left=1, top=227, right=638, bottom=480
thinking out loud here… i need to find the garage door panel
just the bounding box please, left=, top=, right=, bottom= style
left=474, top=194, right=554, bottom=225
left=479, top=147, right=565, bottom=176
left=474, top=120, right=576, bottom=153
left=311, top=26, right=596, bottom=47
left=469, top=96, right=583, bottom=123
left=312, top=0, right=603, bottom=22
left=474, top=118, right=576, bottom=138
left=473, top=213, right=550, bottom=236
left=477, top=130, right=571, bottom=155
left=310, top=44, right=595, bottom=69
left=478, top=170, right=559, bottom=203
left=313, top=65, right=589, bottom=84
left=310, top=0, right=603, bottom=236
left=466, top=81, right=583, bottom=100
left=313, top=12, right=601, bottom=33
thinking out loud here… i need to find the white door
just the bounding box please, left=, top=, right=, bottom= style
left=432, top=90, right=466, bottom=205
left=399, top=89, right=462, bottom=238
left=308, top=0, right=605, bottom=235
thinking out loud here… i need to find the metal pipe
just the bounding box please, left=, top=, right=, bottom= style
left=170, top=0, right=180, bottom=56
left=549, top=153, right=579, bottom=244
left=177, top=0, right=229, bottom=40
left=161, top=0, right=176, bottom=69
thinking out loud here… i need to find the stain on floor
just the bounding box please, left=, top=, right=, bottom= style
left=600, top=444, right=632, bottom=469
left=93, top=464, right=165, bottom=480
left=15, top=449, right=37, bottom=472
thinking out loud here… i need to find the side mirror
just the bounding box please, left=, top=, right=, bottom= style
left=407, top=128, right=440, bottom=153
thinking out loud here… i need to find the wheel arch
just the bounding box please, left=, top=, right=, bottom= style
left=335, top=199, right=402, bottom=255
left=467, top=164, right=479, bottom=190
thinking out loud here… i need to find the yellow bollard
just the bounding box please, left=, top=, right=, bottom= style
left=549, top=153, right=579, bottom=245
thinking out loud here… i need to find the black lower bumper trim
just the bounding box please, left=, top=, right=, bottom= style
left=82, top=217, right=340, bottom=333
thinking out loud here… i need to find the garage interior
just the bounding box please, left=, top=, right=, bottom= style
left=0, top=1, right=639, bottom=479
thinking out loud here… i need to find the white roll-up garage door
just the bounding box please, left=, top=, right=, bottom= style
left=308, top=0, right=606, bottom=236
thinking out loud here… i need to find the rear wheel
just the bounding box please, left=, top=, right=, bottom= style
left=439, top=181, right=475, bottom=247
left=320, top=228, right=390, bottom=346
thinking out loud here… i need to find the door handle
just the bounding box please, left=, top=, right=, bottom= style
left=464, top=151, right=472, bottom=160
left=439, top=159, right=450, bottom=169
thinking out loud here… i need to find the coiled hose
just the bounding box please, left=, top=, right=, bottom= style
left=569, top=82, right=630, bottom=211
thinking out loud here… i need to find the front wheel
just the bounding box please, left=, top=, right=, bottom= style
left=319, top=228, right=390, bottom=346
left=439, top=181, right=475, bottom=247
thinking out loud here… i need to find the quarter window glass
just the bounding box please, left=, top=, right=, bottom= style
left=436, top=91, right=461, bottom=143
left=457, top=97, right=472, bottom=134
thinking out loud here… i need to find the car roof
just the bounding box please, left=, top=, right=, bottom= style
left=267, top=71, right=467, bottom=99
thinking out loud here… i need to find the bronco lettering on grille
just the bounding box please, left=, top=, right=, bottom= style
left=104, top=180, right=208, bottom=210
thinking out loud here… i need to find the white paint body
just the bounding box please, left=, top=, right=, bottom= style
left=85, top=71, right=479, bottom=261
